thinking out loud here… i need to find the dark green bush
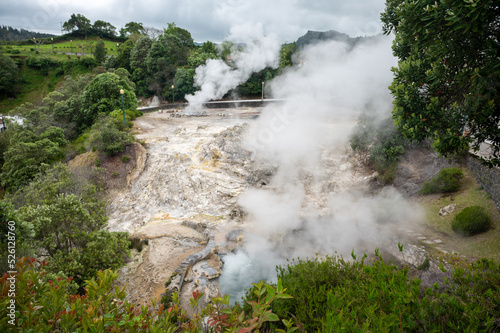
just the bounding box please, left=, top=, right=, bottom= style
left=121, top=155, right=130, bottom=163
left=240, top=253, right=500, bottom=332
left=422, top=167, right=463, bottom=194
left=452, top=206, right=491, bottom=236
left=86, top=115, right=132, bottom=156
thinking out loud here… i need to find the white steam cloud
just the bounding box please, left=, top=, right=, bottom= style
left=186, top=22, right=281, bottom=111
left=219, top=34, right=424, bottom=302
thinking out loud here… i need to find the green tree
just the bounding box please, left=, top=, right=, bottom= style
left=48, top=229, right=129, bottom=286
left=279, top=42, right=297, bottom=69
left=130, top=36, right=153, bottom=96
left=9, top=162, right=106, bottom=218
left=1, top=127, right=68, bottom=192
left=116, top=39, right=134, bottom=71
left=124, top=21, right=144, bottom=35
left=381, top=0, right=500, bottom=165
left=165, top=22, right=194, bottom=49
left=80, top=72, right=137, bottom=128
left=92, top=20, right=116, bottom=36
left=22, top=193, right=106, bottom=256
left=202, top=41, right=217, bottom=55
left=173, top=68, right=196, bottom=100
left=0, top=54, right=18, bottom=97
left=94, top=40, right=106, bottom=64
left=62, top=14, right=91, bottom=33
left=146, top=32, right=190, bottom=96
left=237, top=68, right=277, bottom=96
left=0, top=202, right=34, bottom=273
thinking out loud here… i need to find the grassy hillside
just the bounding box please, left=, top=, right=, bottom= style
left=0, top=38, right=109, bottom=113
left=1, top=38, right=120, bottom=59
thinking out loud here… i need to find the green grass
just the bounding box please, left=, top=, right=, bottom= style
left=0, top=38, right=105, bottom=113
left=1, top=38, right=119, bottom=60
left=419, top=166, right=500, bottom=263
left=0, top=67, right=58, bottom=112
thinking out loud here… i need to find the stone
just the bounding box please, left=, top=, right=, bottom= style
left=439, top=204, right=457, bottom=216
left=339, top=162, right=352, bottom=171
left=434, top=239, right=443, bottom=244
left=417, top=236, right=427, bottom=240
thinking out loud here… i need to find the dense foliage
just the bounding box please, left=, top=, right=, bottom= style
left=80, top=72, right=137, bottom=129
left=0, top=258, right=296, bottom=332
left=421, top=167, right=464, bottom=194
left=381, top=0, right=500, bottom=165
left=1, top=127, right=68, bottom=191
left=0, top=55, right=18, bottom=97
left=8, top=251, right=499, bottom=332
left=0, top=162, right=129, bottom=288
left=242, top=252, right=500, bottom=332
left=452, top=206, right=492, bottom=236
left=86, top=114, right=133, bottom=156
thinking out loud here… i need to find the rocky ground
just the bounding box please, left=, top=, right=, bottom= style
left=105, top=107, right=466, bottom=309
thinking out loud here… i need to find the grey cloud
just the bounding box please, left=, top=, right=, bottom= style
left=0, top=0, right=386, bottom=41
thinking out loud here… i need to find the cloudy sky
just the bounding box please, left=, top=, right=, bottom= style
left=0, top=0, right=387, bottom=42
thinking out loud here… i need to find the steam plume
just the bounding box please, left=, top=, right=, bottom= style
left=186, top=22, right=281, bottom=111
left=219, top=34, right=424, bottom=302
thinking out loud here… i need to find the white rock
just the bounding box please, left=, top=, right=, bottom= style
left=439, top=204, right=456, bottom=216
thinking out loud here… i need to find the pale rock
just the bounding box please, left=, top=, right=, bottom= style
left=439, top=204, right=456, bottom=216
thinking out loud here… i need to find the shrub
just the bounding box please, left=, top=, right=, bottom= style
left=121, top=155, right=130, bottom=163
left=422, top=167, right=463, bottom=194
left=241, top=252, right=500, bottom=332
left=0, top=258, right=294, bottom=332
left=86, top=115, right=132, bottom=156
left=452, top=206, right=491, bottom=236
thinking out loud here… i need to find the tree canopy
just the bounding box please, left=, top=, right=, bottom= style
left=381, top=0, right=500, bottom=165
left=80, top=72, right=137, bottom=128
left=0, top=55, right=18, bottom=97
left=62, top=14, right=91, bottom=33
left=92, top=20, right=116, bottom=36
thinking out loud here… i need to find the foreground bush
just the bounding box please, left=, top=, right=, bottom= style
left=3, top=253, right=500, bottom=332
left=421, top=167, right=463, bottom=194
left=452, top=206, right=492, bottom=236
left=0, top=258, right=297, bottom=332
left=242, top=251, right=500, bottom=332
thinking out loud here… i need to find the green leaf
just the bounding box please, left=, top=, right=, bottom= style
left=262, top=311, right=279, bottom=322
left=265, top=285, right=276, bottom=303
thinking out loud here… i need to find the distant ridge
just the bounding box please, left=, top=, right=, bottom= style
left=0, top=25, right=55, bottom=41
left=296, top=30, right=378, bottom=49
